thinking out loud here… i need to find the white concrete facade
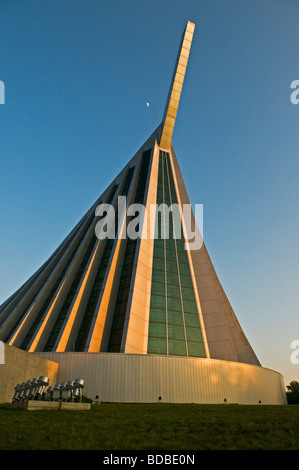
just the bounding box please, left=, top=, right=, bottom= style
left=36, top=352, right=287, bottom=405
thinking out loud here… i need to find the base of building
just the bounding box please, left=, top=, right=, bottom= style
left=35, top=352, right=287, bottom=405
left=9, top=400, right=91, bottom=411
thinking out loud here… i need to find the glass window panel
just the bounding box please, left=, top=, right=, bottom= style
left=167, top=311, right=184, bottom=326
left=154, top=246, right=164, bottom=258
left=166, top=238, right=176, bottom=248
left=166, top=260, right=178, bottom=273
left=166, top=272, right=179, bottom=286
left=153, top=258, right=165, bottom=271
left=185, top=326, right=203, bottom=342
left=151, top=282, right=165, bottom=297
left=167, top=296, right=182, bottom=312
left=184, top=313, right=201, bottom=328
left=179, top=263, right=192, bottom=276
left=168, top=339, right=187, bottom=356
left=148, top=153, right=206, bottom=360
left=180, top=274, right=194, bottom=288
left=181, top=286, right=196, bottom=301
left=177, top=255, right=189, bottom=266
left=183, top=299, right=198, bottom=314
left=150, top=295, right=166, bottom=309
left=167, top=285, right=181, bottom=299
left=165, top=248, right=176, bottom=261
left=148, top=323, right=167, bottom=338
left=154, top=220, right=163, bottom=238
left=168, top=324, right=185, bottom=341
left=175, top=239, right=185, bottom=249
left=187, top=342, right=206, bottom=357
left=164, top=188, right=170, bottom=198
left=147, top=338, right=167, bottom=355
left=169, top=182, right=177, bottom=198
left=154, top=239, right=165, bottom=248
left=168, top=227, right=174, bottom=239
left=176, top=240, right=188, bottom=254
left=151, top=270, right=165, bottom=284
left=149, top=308, right=166, bottom=323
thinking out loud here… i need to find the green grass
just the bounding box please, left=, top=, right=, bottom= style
left=0, top=403, right=299, bottom=450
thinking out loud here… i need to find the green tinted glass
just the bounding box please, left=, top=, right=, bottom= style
left=184, top=313, right=201, bottom=328
left=187, top=342, right=206, bottom=357
left=148, top=338, right=167, bottom=355
left=166, top=272, right=180, bottom=286
left=149, top=308, right=166, bottom=323
left=148, top=150, right=205, bottom=358
left=167, top=311, right=184, bottom=326
left=185, top=326, right=203, bottom=342
left=167, top=296, right=182, bottom=312
left=182, top=299, right=198, bottom=314
left=167, top=285, right=181, bottom=299
left=181, top=286, right=196, bottom=301
left=151, top=282, right=165, bottom=297
left=168, top=324, right=185, bottom=341
left=149, top=323, right=167, bottom=338
left=168, top=340, right=187, bottom=356
left=151, top=270, right=165, bottom=284
left=151, top=295, right=166, bottom=309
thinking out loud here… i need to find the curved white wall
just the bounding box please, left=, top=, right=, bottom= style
left=36, top=352, right=287, bottom=405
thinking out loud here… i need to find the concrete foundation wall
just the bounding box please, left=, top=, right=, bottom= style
left=37, top=352, right=287, bottom=405
left=0, top=342, right=58, bottom=403
left=0, top=343, right=287, bottom=405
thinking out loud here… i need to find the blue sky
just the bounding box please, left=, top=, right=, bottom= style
left=0, top=0, right=298, bottom=386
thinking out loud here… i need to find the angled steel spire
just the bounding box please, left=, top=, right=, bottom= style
left=159, top=21, right=195, bottom=150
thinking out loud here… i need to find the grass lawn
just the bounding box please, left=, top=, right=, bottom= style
left=0, top=403, right=298, bottom=450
